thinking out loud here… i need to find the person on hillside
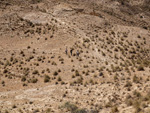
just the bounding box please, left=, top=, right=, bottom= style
left=76, top=50, right=79, bottom=57
left=65, top=47, right=68, bottom=55
left=70, top=48, right=73, bottom=56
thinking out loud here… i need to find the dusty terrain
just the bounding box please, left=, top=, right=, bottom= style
left=0, top=0, right=150, bottom=113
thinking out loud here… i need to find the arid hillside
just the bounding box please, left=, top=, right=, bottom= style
left=0, top=0, right=150, bottom=113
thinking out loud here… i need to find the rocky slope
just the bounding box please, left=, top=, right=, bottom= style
left=0, top=0, right=150, bottom=113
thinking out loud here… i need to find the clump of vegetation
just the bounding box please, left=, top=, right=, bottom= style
left=57, top=76, right=62, bottom=81
left=44, top=75, right=50, bottom=83
left=4, top=110, right=9, bottom=113
left=126, top=99, right=133, bottom=106
left=21, top=76, right=26, bottom=82
left=53, top=71, right=58, bottom=76
left=52, top=61, right=57, bottom=65
left=133, top=75, right=140, bottom=83
left=45, top=108, right=51, bottom=113
left=75, top=70, right=80, bottom=76
left=111, top=106, right=119, bottom=113
left=133, top=100, right=142, bottom=113
left=124, top=81, right=132, bottom=87
left=12, top=104, right=17, bottom=109
left=30, top=78, right=38, bottom=83
left=32, top=70, right=39, bottom=75
left=137, top=65, right=144, bottom=71
left=1, top=80, right=5, bottom=86
left=76, top=77, right=83, bottom=84
left=23, top=83, right=27, bottom=86
left=114, top=75, right=118, bottom=81
left=3, top=69, right=8, bottom=74
left=33, top=109, right=40, bottom=113
left=62, top=102, right=87, bottom=113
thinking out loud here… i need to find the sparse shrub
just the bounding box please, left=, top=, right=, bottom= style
left=75, top=70, right=80, bottom=76
left=91, top=69, right=94, bottom=73
left=44, top=75, right=50, bottom=83
left=32, top=70, right=39, bottom=75
left=59, top=58, right=64, bottom=62
left=57, top=76, right=62, bottom=81
left=3, top=69, right=8, bottom=73
left=41, top=70, right=45, bottom=74
left=63, top=93, right=66, bottom=97
left=105, top=101, right=112, bottom=108
left=18, top=108, right=23, bottom=113
left=53, top=71, right=58, bottom=76
left=12, top=104, right=17, bottom=108
left=46, top=68, right=50, bottom=73
left=21, top=76, right=26, bottom=82
left=93, top=74, right=97, bottom=78
left=137, top=65, right=144, bottom=71
left=71, top=59, right=74, bottom=62
left=52, top=61, right=57, bottom=65
left=13, top=58, right=18, bottom=64
left=82, top=71, right=85, bottom=74
left=89, top=79, right=94, bottom=85
left=58, top=69, right=61, bottom=72
left=72, top=75, right=75, bottom=78
left=83, top=38, right=90, bottom=43
left=85, top=71, right=89, bottom=76
left=137, top=35, right=141, bottom=38
left=133, top=90, right=141, bottom=98
left=10, top=57, right=13, bottom=62
left=1, top=80, right=5, bottom=85
left=114, top=75, right=118, bottom=81
left=37, top=57, right=42, bottom=61
left=33, top=109, right=39, bottom=113
left=83, top=65, right=88, bottom=68
left=20, top=51, right=24, bottom=55
left=111, top=106, right=119, bottom=113
left=23, top=83, right=27, bottom=86
left=34, top=63, right=39, bottom=66
left=27, top=46, right=31, bottom=49
left=23, top=68, right=30, bottom=76
left=126, top=99, right=133, bottom=106
left=31, top=78, right=38, bottom=83
left=48, top=60, right=50, bottom=63
left=71, top=69, right=75, bottom=72
left=102, top=51, right=106, bottom=56
left=79, top=58, right=82, bottom=61
left=45, top=108, right=51, bottom=113
left=105, top=61, right=108, bottom=65
left=125, top=81, right=132, bottom=87
left=133, top=100, right=142, bottom=113
left=133, top=75, right=140, bottom=83
left=61, top=81, right=65, bottom=85
left=63, top=102, right=78, bottom=112
left=29, top=101, right=33, bottom=104
left=76, top=77, right=83, bottom=84
left=55, top=81, right=58, bottom=84
left=4, top=110, right=9, bottom=113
